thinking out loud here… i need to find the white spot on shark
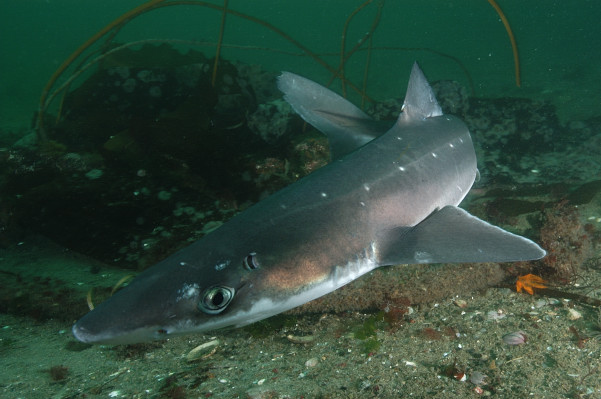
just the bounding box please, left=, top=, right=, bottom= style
left=176, top=283, right=200, bottom=302
left=431, top=152, right=438, bottom=158
left=320, top=192, right=328, bottom=198
left=399, top=166, right=406, bottom=172
left=363, top=184, right=370, bottom=192
left=215, top=260, right=230, bottom=271
left=414, top=251, right=432, bottom=263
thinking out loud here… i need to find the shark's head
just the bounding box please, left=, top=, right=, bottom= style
left=72, top=243, right=280, bottom=344
left=72, top=218, right=346, bottom=345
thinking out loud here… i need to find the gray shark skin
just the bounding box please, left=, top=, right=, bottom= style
left=72, top=63, right=545, bottom=345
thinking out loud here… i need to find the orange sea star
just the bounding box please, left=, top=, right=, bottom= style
left=516, top=274, right=547, bottom=295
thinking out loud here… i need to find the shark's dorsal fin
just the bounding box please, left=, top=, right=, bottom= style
left=379, top=206, right=546, bottom=264
left=399, top=63, right=443, bottom=123
left=278, top=72, right=386, bottom=159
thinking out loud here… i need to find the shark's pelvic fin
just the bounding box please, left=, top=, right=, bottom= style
left=278, top=72, right=384, bottom=159
left=400, top=62, right=443, bottom=123
left=379, top=205, right=547, bottom=265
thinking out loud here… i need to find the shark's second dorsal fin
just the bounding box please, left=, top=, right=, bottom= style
left=400, top=63, right=443, bottom=123
left=278, top=72, right=385, bottom=159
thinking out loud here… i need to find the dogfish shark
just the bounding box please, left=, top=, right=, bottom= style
left=72, top=63, right=545, bottom=344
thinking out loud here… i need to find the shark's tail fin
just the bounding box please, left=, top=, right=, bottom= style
left=278, top=72, right=383, bottom=159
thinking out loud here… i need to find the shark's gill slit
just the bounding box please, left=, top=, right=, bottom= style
left=198, top=286, right=236, bottom=314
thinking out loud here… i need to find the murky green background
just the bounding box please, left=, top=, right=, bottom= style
left=1, top=0, right=599, bottom=135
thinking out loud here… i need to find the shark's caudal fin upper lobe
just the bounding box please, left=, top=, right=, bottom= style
left=277, top=72, right=387, bottom=159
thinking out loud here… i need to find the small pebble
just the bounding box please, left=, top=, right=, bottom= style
left=454, top=299, right=468, bottom=308
left=157, top=190, right=171, bottom=201
left=85, top=169, right=103, bottom=180
left=534, top=298, right=559, bottom=308
left=487, top=310, right=506, bottom=321
left=246, top=386, right=278, bottom=399
left=567, top=308, right=582, bottom=320
left=469, top=371, right=488, bottom=385
left=305, top=357, right=318, bottom=367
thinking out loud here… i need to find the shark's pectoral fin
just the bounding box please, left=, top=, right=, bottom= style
left=379, top=206, right=546, bottom=265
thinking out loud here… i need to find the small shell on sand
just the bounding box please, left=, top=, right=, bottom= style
left=286, top=334, right=315, bottom=344
left=186, top=339, right=220, bottom=362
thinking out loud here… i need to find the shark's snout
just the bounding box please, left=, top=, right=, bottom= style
left=71, top=314, right=118, bottom=344
left=71, top=280, right=168, bottom=345
left=72, top=321, right=97, bottom=344
left=72, top=313, right=166, bottom=345
left=72, top=309, right=122, bottom=344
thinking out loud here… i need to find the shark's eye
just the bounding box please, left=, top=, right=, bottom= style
left=243, top=252, right=259, bottom=270
left=198, top=285, right=235, bottom=314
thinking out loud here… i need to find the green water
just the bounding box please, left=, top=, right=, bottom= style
left=1, top=2, right=600, bottom=398
left=1, top=0, right=600, bottom=133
